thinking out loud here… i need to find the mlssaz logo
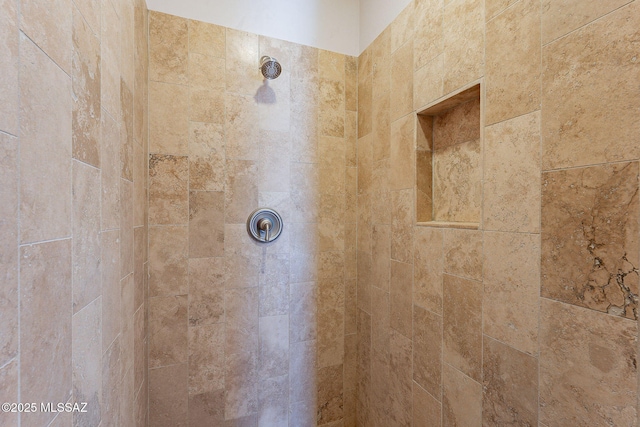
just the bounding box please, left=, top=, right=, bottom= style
left=40, top=402, right=89, bottom=413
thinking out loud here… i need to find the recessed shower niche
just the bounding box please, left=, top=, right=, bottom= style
left=416, top=84, right=481, bottom=227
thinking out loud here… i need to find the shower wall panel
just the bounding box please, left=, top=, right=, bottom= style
left=146, top=12, right=358, bottom=426
left=357, top=0, right=640, bottom=426
left=0, top=0, right=150, bottom=425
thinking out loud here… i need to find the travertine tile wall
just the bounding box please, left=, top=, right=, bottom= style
left=146, top=12, right=358, bottom=426
left=0, top=0, right=149, bottom=425
left=357, top=0, right=640, bottom=426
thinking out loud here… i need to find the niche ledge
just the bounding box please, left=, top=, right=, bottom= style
left=415, top=83, right=482, bottom=225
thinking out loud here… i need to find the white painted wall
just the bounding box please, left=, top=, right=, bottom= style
left=146, top=0, right=361, bottom=56
left=359, top=0, right=412, bottom=51
left=146, top=0, right=410, bottom=56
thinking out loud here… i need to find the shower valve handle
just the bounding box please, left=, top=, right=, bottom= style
left=257, top=218, right=273, bottom=242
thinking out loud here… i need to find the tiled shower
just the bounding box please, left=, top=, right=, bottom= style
left=0, top=0, right=639, bottom=426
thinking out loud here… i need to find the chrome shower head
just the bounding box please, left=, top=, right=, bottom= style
left=260, top=56, right=282, bottom=80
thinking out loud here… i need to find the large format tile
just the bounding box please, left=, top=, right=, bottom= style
left=414, top=227, right=443, bottom=315
left=20, top=34, right=72, bottom=243
left=442, top=364, right=481, bottom=427
left=390, top=41, right=414, bottom=121
left=414, top=0, right=443, bottom=71
left=72, top=5, right=101, bottom=167
left=541, top=162, right=639, bottom=319
left=149, top=11, right=188, bottom=85
left=390, top=261, right=413, bottom=339
left=149, top=295, right=188, bottom=368
left=542, top=0, right=632, bottom=45
left=484, top=231, right=540, bottom=355
left=484, top=111, right=541, bottom=233
left=189, top=19, right=225, bottom=58
left=540, top=299, right=637, bottom=426
left=0, top=133, right=18, bottom=367
left=189, top=191, right=225, bottom=258
left=443, top=229, right=482, bottom=281
left=413, top=306, right=442, bottom=398
left=413, top=383, right=441, bottom=427
left=189, top=323, right=225, bottom=394
left=483, top=337, right=538, bottom=426
left=189, top=122, right=225, bottom=191
left=443, top=0, right=484, bottom=93
left=149, top=364, right=189, bottom=427
left=443, top=274, right=482, bottom=381
left=149, top=82, right=189, bottom=155
left=20, top=239, right=72, bottom=427
left=541, top=2, right=640, bottom=169
left=485, top=0, right=540, bottom=125
left=390, top=113, right=415, bottom=191
left=20, top=0, right=71, bottom=73
left=189, top=257, right=225, bottom=327
left=149, top=225, right=188, bottom=297
left=0, top=0, right=19, bottom=135
left=149, top=154, right=189, bottom=225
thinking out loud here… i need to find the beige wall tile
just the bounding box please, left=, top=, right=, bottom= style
left=413, top=306, right=442, bottom=398
left=414, top=54, right=444, bottom=110
left=541, top=162, right=639, bottom=319
left=149, top=364, right=189, bottom=427
left=259, top=375, right=288, bottom=426
left=133, top=142, right=146, bottom=226
left=433, top=97, right=480, bottom=150
left=225, top=159, right=258, bottom=224
left=345, top=56, right=357, bottom=111
left=433, top=146, right=481, bottom=223
left=443, top=0, right=484, bottom=93
left=414, top=227, right=443, bottom=315
left=391, top=189, right=414, bottom=264
left=121, top=80, right=134, bottom=181
left=319, top=78, right=345, bottom=137
left=357, top=73, right=372, bottom=137
left=189, top=191, right=225, bottom=258
left=226, top=93, right=260, bottom=160
left=72, top=6, right=101, bottom=167
left=20, top=240, right=72, bottom=427
left=0, top=360, right=18, bottom=426
left=0, top=0, right=19, bottom=135
left=390, top=40, right=414, bottom=122
left=120, top=0, right=135, bottom=90
left=101, top=230, right=120, bottom=350
left=189, top=53, right=225, bottom=89
left=414, top=0, right=443, bottom=70
left=20, top=0, right=71, bottom=73
left=72, top=161, right=101, bottom=313
left=189, top=122, right=225, bottom=191
left=413, top=383, right=441, bottom=426
left=149, top=225, right=188, bottom=297
left=224, top=224, right=261, bottom=289
left=189, top=389, right=225, bottom=425
left=258, top=315, right=289, bottom=378
left=540, top=299, right=637, bottom=426
left=290, top=282, right=316, bottom=343
left=189, top=19, right=225, bottom=58
left=371, top=224, right=391, bottom=291
left=19, top=34, right=72, bottom=243
left=225, top=351, right=258, bottom=419
left=101, top=337, right=121, bottom=426
left=443, top=229, right=483, bottom=281
left=149, top=11, right=188, bottom=84
left=542, top=2, right=640, bottom=169
left=101, top=111, right=121, bottom=231
left=390, top=260, right=413, bottom=339
left=225, top=288, right=259, bottom=355
left=100, top=0, right=121, bottom=121
left=318, top=364, right=344, bottom=424
left=388, top=330, right=412, bottom=426
left=484, top=232, right=540, bottom=355
left=484, top=111, right=541, bottom=233
left=371, top=29, right=391, bottom=100
left=259, top=131, right=291, bottom=192
left=390, top=113, right=415, bottom=191
left=485, top=0, right=540, bottom=125
left=189, top=323, right=225, bottom=394
left=133, top=226, right=147, bottom=308
left=149, top=295, right=188, bottom=368
left=149, top=154, right=189, bottom=225
left=190, top=88, right=225, bottom=124
left=443, top=274, right=482, bottom=381
left=226, top=28, right=261, bottom=95
left=0, top=133, right=18, bottom=366
left=72, top=297, right=102, bottom=427
left=483, top=336, right=538, bottom=426
left=442, top=363, right=482, bottom=427
left=390, top=1, right=414, bottom=53
left=120, top=179, right=134, bottom=278
left=318, top=278, right=345, bottom=368
left=345, top=111, right=357, bottom=167
left=371, top=160, right=391, bottom=225
left=542, top=0, right=632, bottom=45
left=372, top=91, right=390, bottom=162
left=485, top=0, right=518, bottom=21
left=189, top=257, right=225, bottom=327
left=149, top=81, right=189, bottom=155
